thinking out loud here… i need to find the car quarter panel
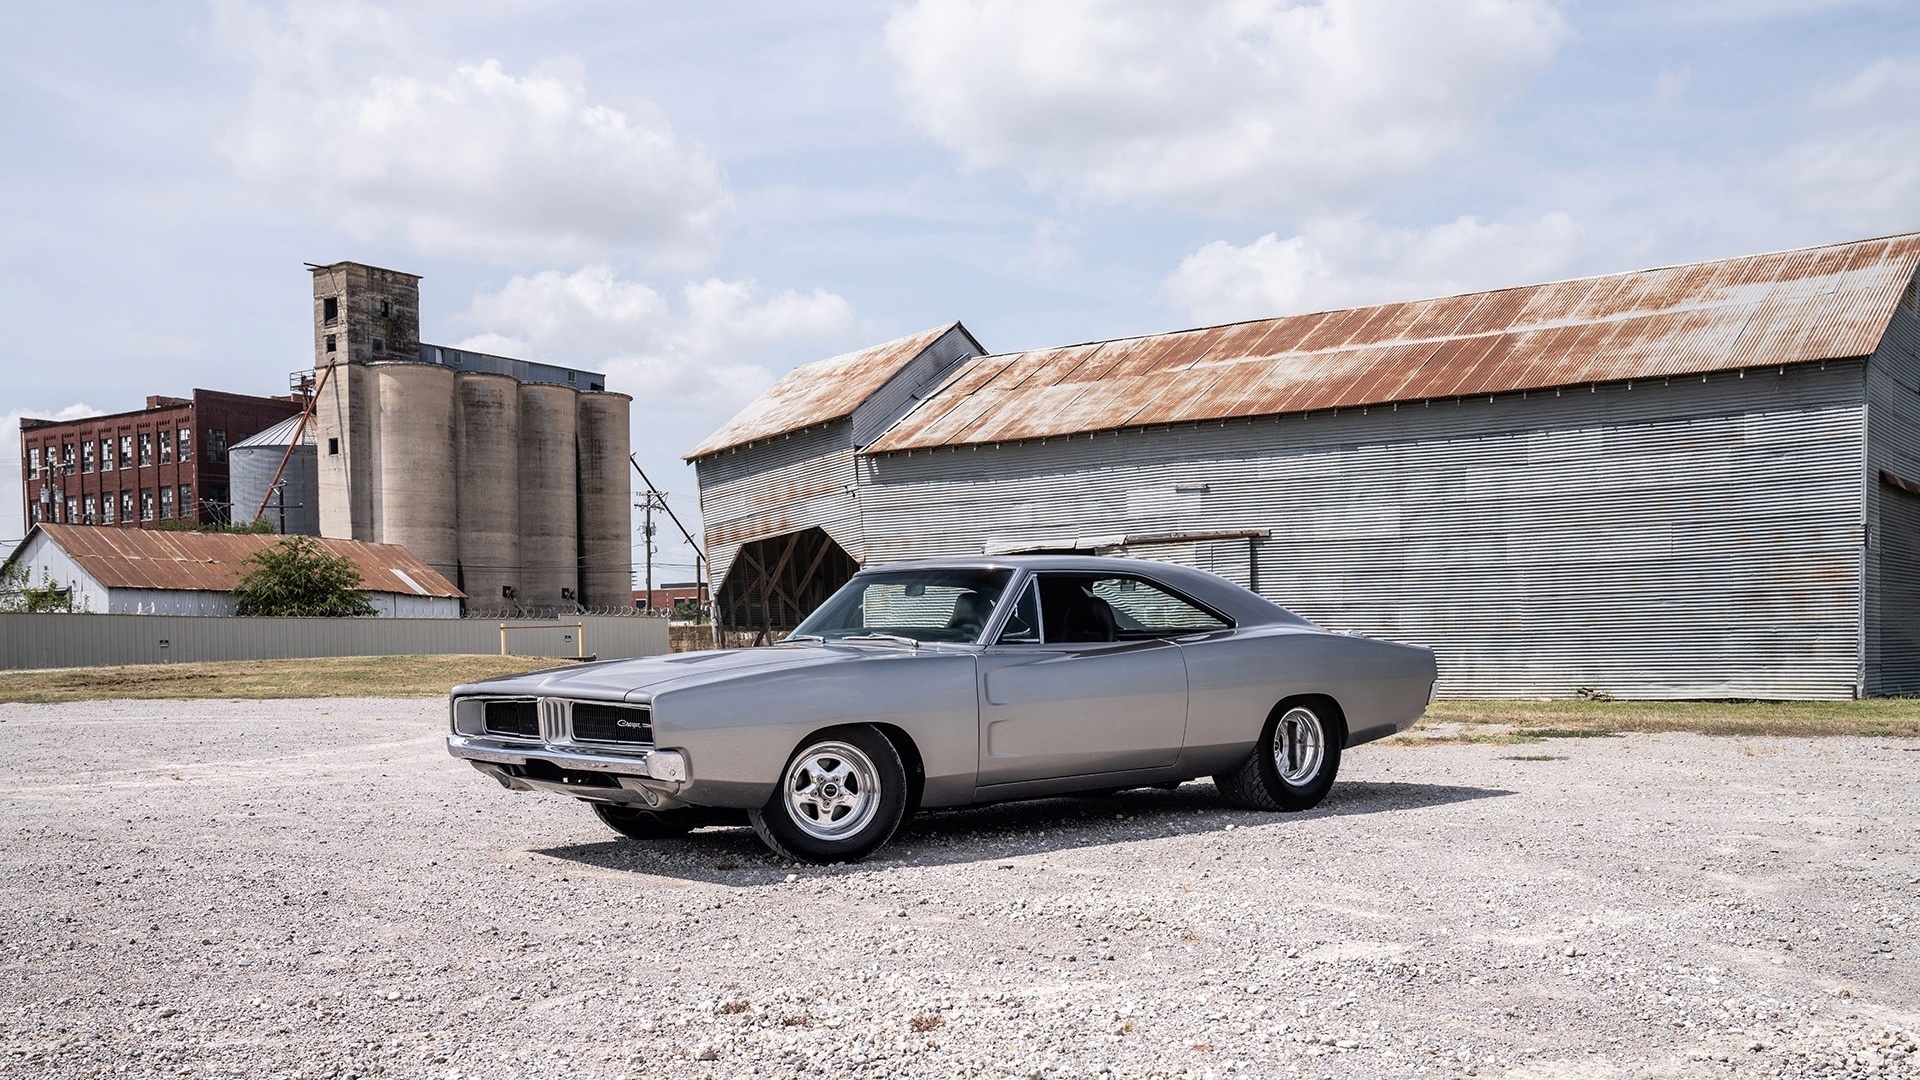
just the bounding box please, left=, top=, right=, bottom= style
left=648, top=650, right=980, bottom=809
left=1178, top=627, right=1437, bottom=771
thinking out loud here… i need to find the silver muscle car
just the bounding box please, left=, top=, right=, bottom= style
left=447, top=556, right=1437, bottom=863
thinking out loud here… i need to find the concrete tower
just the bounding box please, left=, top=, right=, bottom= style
left=311, top=262, right=424, bottom=545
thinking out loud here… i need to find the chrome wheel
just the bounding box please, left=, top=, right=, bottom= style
left=1271, top=706, right=1326, bottom=785
left=781, top=740, right=882, bottom=842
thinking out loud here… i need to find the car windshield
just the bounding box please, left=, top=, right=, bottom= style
left=791, top=568, right=1015, bottom=644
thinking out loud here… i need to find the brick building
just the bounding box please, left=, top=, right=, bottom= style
left=632, top=581, right=709, bottom=613
left=20, top=390, right=303, bottom=529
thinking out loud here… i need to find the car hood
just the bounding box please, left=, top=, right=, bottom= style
left=453, top=645, right=878, bottom=701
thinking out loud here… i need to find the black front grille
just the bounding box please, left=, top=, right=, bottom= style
left=482, top=699, right=540, bottom=739
left=571, top=703, right=653, bottom=745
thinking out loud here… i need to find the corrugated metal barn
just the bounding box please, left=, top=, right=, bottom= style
left=689, top=233, right=1920, bottom=699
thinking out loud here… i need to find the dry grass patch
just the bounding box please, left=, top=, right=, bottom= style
left=0, top=654, right=570, bottom=704
left=1406, top=698, right=1920, bottom=741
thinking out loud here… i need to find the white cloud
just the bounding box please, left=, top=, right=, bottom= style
left=1771, top=58, right=1920, bottom=233
left=1006, top=219, right=1079, bottom=278
left=1162, top=213, right=1588, bottom=322
left=5, top=404, right=102, bottom=547
left=1651, top=65, right=1692, bottom=108
left=456, top=266, right=860, bottom=406
left=221, top=4, right=730, bottom=264
left=885, top=0, right=1565, bottom=215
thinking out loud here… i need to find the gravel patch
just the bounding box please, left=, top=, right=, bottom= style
left=1, top=698, right=1916, bottom=1079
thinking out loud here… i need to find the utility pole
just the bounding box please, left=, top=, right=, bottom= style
left=636, top=491, right=668, bottom=608
left=628, top=457, right=712, bottom=645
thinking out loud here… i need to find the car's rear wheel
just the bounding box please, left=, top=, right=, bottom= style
left=1213, top=700, right=1343, bottom=812
left=749, top=725, right=907, bottom=863
left=590, top=801, right=698, bottom=840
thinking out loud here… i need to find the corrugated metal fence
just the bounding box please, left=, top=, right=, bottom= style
left=0, top=614, right=670, bottom=671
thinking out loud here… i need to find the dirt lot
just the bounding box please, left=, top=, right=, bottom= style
left=1, top=698, right=1915, bottom=1079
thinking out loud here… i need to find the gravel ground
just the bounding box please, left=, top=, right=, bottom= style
left=0, top=698, right=1915, bottom=1080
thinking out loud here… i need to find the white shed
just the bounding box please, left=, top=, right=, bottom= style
left=3, top=524, right=465, bottom=617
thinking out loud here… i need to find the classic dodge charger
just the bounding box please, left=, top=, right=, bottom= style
left=447, top=555, right=1437, bottom=862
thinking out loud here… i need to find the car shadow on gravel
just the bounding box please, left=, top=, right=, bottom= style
left=533, top=779, right=1512, bottom=888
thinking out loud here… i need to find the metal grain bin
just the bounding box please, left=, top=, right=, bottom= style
left=229, top=414, right=319, bottom=535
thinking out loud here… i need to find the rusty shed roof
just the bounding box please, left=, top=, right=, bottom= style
left=866, top=233, right=1920, bottom=454
left=686, top=323, right=969, bottom=460
left=20, top=525, right=464, bottom=598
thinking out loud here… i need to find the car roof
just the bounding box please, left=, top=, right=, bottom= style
left=853, top=554, right=1314, bottom=629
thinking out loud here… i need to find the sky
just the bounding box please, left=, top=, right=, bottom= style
left=4, top=0, right=1919, bottom=580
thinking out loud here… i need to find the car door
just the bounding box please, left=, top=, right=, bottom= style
left=973, top=572, right=1189, bottom=787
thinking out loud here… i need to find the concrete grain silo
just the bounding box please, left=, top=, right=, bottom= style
left=228, top=414, right=320, bottom=536
left=309, top=260, right=631, bottom=615
left=576, top=390, right=634, bottom=610
left=372, top=361, right=458, bottom=578
left=518, top=382, right=580, bottom=611
left=454, top=372, right=521, bottom=613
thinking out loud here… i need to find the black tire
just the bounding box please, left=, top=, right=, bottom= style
left=1213, top=700, right=1343, bottom=812
left=749, top=725, right=908, bottom=863
left=590, top=801, right=698, bottom=841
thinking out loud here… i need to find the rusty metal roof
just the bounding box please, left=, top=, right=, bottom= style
left=686, top=323, right=969, bottom=459
left=866, top=233, right=1920, bottom=454
left=21, top=524, right=464, bottom=598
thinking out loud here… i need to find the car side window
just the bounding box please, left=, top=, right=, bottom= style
left=996, top=579, right=1042, bottom=643
left=1090, top=576, right=1230, bottom=635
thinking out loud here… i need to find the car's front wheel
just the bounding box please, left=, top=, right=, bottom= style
left=1213, top=700, right=1343, bottom=812
left=749, top=725, right=908, bottom=863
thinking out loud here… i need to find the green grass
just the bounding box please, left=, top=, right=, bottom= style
left=0, top=655, right=570, bottom=704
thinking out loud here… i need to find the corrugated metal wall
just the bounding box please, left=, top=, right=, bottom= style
left=0, top=614, right=669, bottom=671
left=860, top=363, right=1869, bottom=699
left=695, top=422, right=861, bottom=595
left=1866, top=281, right=1920, bottom=694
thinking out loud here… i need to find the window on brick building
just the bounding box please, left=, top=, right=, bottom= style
left=207, top=429, right=227, bottom=463
left=159, top=487, right=174, bottom=519
left=119, top=436, right=132, bottom=469
left=178, top=428, right=191, bottom=463
left=29, top=502, right=41, bottom=524
left=99, top=438, right=114, bottom=471
left=27, top=447, right=39, bottom=478
left=101, top=495, right=115, bottom=525
left=179, top=483, right=193, bottom=520
left=138, top=433, right=152, bottom=466
left=158, top=430, right=172, bottom=463
left=140, top=489, right=154, bottom=520
left=65, top=497, right=77, bottom=523
left=83, top=494, right=96, bottom=524
left=120, top=490, right=134, bottom=521
left=61, top=444, right=75, bottom=473
left=81, top=442, right=94, bottom=473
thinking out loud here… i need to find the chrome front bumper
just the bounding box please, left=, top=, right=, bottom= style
left=446, top=734, right=690, bottom=808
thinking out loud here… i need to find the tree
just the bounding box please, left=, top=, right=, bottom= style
left=0, top=562, right=85, bottom=612
left=230, top=536, right=376, bottom=617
